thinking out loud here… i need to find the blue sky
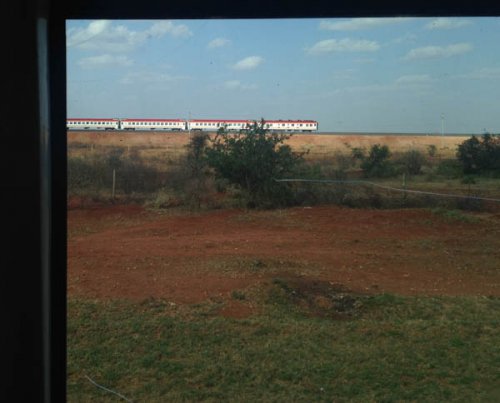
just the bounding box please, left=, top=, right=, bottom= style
left=67, top=18, right=500, bottom=133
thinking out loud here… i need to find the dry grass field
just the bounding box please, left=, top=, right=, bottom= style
left=68, top=131, right=466, bottom=160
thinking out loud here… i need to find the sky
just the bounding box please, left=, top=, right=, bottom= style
left=67, top=17, right=500, bottom=134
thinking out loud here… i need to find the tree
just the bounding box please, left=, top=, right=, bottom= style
left=456, top=133, right=500, bottom=174
left=456, top=135, right=482, bottom=174
left=205, top=119, right=304, bottom=208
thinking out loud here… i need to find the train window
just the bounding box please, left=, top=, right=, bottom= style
left=63, top=15, right=500, bottom=403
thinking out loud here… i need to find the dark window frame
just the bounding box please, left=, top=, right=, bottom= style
left=4, top=1, right=496, bottom=401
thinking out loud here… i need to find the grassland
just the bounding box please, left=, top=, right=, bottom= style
left=68, top=292, right=500, bottom=402
left=68, top=131, right=466, bottom=161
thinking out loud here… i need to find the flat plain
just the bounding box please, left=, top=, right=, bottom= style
left=67, top=131, right=500, bottom=402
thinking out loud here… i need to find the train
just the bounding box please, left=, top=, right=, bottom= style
left=66, top=118, right=319, bottom=132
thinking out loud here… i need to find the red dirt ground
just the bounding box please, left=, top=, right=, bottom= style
left=68, top=203, right=500, bottom=315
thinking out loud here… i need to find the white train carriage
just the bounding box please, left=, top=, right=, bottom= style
left=187, top=119, right=253, bottom=131
left=120, top=118, right=186, bottom=131
left=264, top=120, right=318, bottom=132
left=67, top=118, right=120, bottom=130
left=67, top=117, right=318, bottom=132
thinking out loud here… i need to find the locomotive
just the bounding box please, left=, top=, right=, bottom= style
left=66, top=118, right=319, bottom=132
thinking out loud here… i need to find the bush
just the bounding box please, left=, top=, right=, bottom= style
left=427, top=144, right=437, bottom=158
left=183, top=132, right=213, bottom=208
left=436, top=159, right=463, bottom=179
left=145, top=188, right=182, bottom=209
left=456, top=133, right=500, bottom=175
left=360, top=144, right=395, bottom=178
left=398, top=149, right=427, bottom=176
left=205, top=119, right=305, bottom=208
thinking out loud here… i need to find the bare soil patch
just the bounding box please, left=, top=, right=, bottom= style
left=68, top=203, right=500, bottom=317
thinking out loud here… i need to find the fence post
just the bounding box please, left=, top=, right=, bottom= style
left=402, top=173, right=407, bottom=205
left=112, top=169, right=116, bottom=199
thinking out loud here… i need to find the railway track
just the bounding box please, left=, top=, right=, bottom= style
left=67, top=129, right=471, bottom=137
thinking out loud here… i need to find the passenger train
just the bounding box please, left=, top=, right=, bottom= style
left=66, top=118, right=319, bottom=132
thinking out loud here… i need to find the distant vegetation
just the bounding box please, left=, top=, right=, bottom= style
left=456, top=133, right=500, bottom=176
left=68, top=129, right=500, bottom=211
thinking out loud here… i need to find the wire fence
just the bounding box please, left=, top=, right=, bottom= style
left=275, top=178, right=500, bottom=203
left=67, top=150, right=500, bottom=212
left=275, top=178, right=500, bottom=212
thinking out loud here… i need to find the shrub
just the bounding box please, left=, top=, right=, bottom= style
left=350, top=147, right=366, bottom=162
left=436, top=159, right=463, bottom=179
left=456, top=133, right=500, bottom=175
left=360, top=144, right=395, bottom=178
left=145, top=188, right=182, bottom=209
left=399, top=149, right=426, bottom=176
left=205, top=119, right=305, bottom=208
left=183, top=132, right=213, bottom=208
left=427, top=144, right=437, bottom=158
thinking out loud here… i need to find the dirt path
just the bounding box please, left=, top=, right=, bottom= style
left=68, top=204, right=500, bottom=307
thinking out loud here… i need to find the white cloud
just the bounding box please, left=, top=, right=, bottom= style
left=319, top=17, right=413, bottom=31
left=147, top=21, right=192, bottom=38
left=67, top=20, right=192, bottom=53
left=78, top=54, right=133, bottom=68
left=307, top=38, right=380, bottom=54
left=208, top=37, right=230, bottom=49
left=223, top=80, right=257, bottom=90
left=232, top=56, right=264, bottom=70
left=120, top=71, right=188, bottom=85
left=403, top=43, right=473, bottom=60
left=424, top=18, right=472, bottom=30
left=331, top=69, right=357, bottom=80
left=395, top=74, right=432, bottom=85
left=453, top=67, right=500, bottom=79
left=391, top=33, right=418, bottom=44
left=67, top=20, right=112, bottom=48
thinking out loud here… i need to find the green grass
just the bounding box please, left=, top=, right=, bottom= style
left=430, top=207, right=480, bottom=223
left=68, top=292, right=500, bottom=402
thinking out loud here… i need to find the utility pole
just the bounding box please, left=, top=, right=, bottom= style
left=440, top=113, right=445, bottom=148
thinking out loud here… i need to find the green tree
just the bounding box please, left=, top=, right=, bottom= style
left=456, top=135, right=482, bottom=174
left=456, top=133, right=500, bottom=174
left=205, top=119, right=304, bottom=208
